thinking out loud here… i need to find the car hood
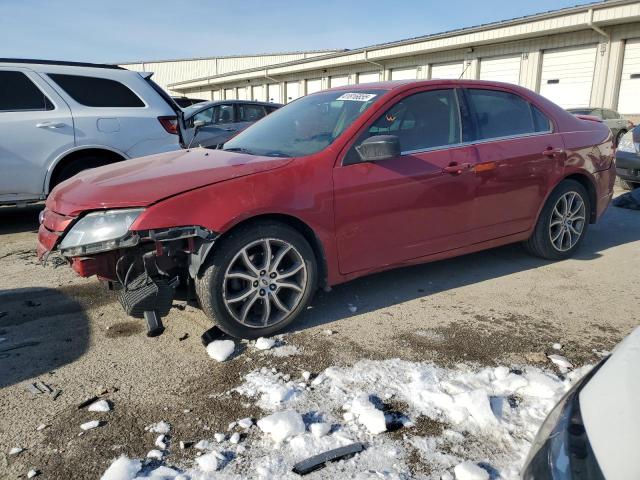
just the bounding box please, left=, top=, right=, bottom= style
left=47, top=148, right=293, bottom=216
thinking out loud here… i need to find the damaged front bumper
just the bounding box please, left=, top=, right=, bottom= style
left=38, top=207, right=219, bottom=336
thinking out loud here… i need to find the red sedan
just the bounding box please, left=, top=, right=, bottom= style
left=38, top=80, right=616, bottom=338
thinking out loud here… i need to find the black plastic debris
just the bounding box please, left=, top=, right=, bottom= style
left=292, top=442, right=365, bottom=475
left=613, top=189, right=640, bottom=210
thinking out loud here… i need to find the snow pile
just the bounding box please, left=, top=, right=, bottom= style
left=454, top=461, right=489, bottom=480
left=99, top=358, right=591, bottom=480
left=88, top=400, right=111, bottom=412
left=346, top=394, right=387, bottom=434
left=206, top=340, right=235, bottom=362
left=195, top=451, right=225, bottom=472
left=257, top=410, right=305, bottom=443
left=255, top=337, right=275, bottom=350
left=101, top=455, right=141, bottom=480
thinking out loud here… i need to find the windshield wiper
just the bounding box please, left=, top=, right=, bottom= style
left=223, top=147, right=256, bottom=155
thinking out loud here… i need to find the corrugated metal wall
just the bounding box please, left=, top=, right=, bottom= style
left=119, top=51, right=333, bottom=95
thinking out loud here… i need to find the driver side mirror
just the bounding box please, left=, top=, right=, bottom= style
left=355, top=135, right=401, bottom=162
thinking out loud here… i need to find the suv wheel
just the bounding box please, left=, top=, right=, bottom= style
left=52, top=155, right=111, bottom=189
left=196, top=221, right=317, bottom=339
left=524, top=180, right=590, bottom=260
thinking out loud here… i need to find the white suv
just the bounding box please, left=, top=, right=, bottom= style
left=0, top=59, right=184, bottom=206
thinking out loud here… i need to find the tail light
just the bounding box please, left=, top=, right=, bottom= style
left=158, top=116, right=178, bottom=134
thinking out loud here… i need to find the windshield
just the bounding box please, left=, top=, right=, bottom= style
left=223, top=90, right=382, bottom=157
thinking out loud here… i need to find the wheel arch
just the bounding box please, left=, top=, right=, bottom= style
left=208, top=213, right=329, bottom=288
left=562, top=173, right=598, bottom=223
left=45, top=146, right=128, bottom=193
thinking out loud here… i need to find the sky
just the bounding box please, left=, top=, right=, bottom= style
left=0, top=0, right=598, bottom=64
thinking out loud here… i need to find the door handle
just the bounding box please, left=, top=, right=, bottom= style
left=36, top=122, right=65, bottom=129
left=443, top=163, right=472, bottom=175
left=542, top=147, right=564, bottom=157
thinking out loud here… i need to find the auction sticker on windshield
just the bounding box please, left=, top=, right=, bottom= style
left=336, top=93, right=377, bottom=102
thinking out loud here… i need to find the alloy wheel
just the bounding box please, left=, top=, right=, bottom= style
left=222, top=238, right=307, bottom=328
left=548, top=191, right=586, bottom=252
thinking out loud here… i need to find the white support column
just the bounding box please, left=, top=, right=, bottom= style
left=603, top=38, right=626, bottom=110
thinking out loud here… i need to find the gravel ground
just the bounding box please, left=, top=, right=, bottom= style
left=0, top=189, right=638, bottom=479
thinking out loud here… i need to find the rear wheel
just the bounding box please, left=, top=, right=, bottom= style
left=524, top=180, right=590, bottom=260
left=196, top=221, right=317, bottom=339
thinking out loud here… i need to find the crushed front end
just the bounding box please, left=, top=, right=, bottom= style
left=38, top=207, right=217, bottom=336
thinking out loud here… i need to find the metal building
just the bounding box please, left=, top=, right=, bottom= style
left=138, top=0, right=640, bottom=121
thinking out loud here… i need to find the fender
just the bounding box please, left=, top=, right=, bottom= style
left=44, top=145, right=129, bottom=194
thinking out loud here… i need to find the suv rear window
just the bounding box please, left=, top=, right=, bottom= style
left=48, top=74, right=144, bottom=107
left=0, top=71, right=53, bottom=111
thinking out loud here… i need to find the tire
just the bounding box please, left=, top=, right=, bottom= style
left=52, top=156, right=110, bottom=189
left=196, top=221, right=318, bottom=339
left=619, top=178, right=640, bottom=190
left=524, top=180, right=590, bottom=260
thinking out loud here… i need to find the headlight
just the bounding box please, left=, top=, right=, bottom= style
left=617, top=131, right=638, bottom=153
left=59, top=208, right=144, bottom=256
left=522, top=361, right=607, bottom=480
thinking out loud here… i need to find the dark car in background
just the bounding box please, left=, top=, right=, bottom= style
left=616, top=126, right=640, bottom=189
left=183, top=100, right=282, bottom=149
left=567, top=107, right=634, bottom=146
left=172, top=96, right=207, bottom=108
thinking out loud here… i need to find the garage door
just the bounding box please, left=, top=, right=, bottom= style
left=306, top=78, right=323, bottom=94
left=391, top=67, right=417, bottom=80
left=539, top=45, right=597, bottom=109
left=237, top=87, right=248, bottom=101
left=330, top=76, right=349, bottom=88
left=431, top=62, right=464, bottom=79
left=224, top=88, right=235, bottom=100
left=618, top=38, right=640, bottom=115
left=358, top=71, right=380, bottom=84
left=268, top=84, right=281, bottom=103
left=252, top=85, right=265, bottom=102
left=286, top=81, right=301, bottom=103
left=479, top=55, right=521, bottom=84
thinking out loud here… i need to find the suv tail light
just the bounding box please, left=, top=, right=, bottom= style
left=158, top=116, right=178, bottom=134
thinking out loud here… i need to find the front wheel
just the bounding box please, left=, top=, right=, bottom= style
left=196, top=222, right=317, bottom=339
left=524, top=180, right=590, bottom=260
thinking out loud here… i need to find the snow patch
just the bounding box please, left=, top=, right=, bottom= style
left=257, top=410, right=305, bottom=443
left=80, top=420, right=100, bottom=431
left=309, top=422, right=331, bottom=438
left=255, top=337, right=275, bottom=350
left=349, top=394, right=387, bottom=434
left=100, top=456, right=141, bottom=480
left=146, top=421, right=171, bottom=434
left=454, top=461, right=489, bottom=480
left=88, top=400, right=111, bottom=412
left=195, top=451, right=224, bottom=472
left=548, top=354, right=573, bottom=373
left=9, top=447, right=23, bottom=455
left=206, top=340, right=235, bottom=362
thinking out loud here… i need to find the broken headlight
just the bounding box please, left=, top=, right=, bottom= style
left=59, top=208, right=144, bottom=256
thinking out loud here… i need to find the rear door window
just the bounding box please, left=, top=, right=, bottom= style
left=466, top=88, right=551, bottom=140
left=0, top=71, right=53, bottom=111
left=236, top=104, right=266, bottom=122
left=47, top=74, right=144, bottom=107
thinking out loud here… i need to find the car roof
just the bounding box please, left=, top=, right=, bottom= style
left=324, top=78, right=539, bottom=92
left=0, top=58, right=124, bottom=70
